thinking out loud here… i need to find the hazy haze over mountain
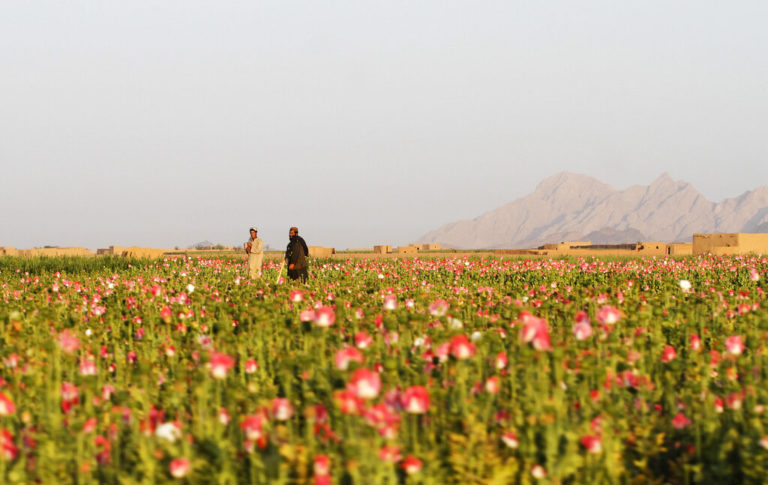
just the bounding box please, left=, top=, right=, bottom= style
left=418, top=172, right=768, bottom=249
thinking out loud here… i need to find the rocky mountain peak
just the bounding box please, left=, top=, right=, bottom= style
left=535, top=172, right=610, bottom=195
left=417, top=173, right=768, bottom=249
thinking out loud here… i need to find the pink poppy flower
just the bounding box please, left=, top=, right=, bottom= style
left=101, top=385, right=115, bottom=401
left=61, top=382, right=79, bottom=413
left=240, top=414, right=266, bottom=440
left=348, top=368, right=381, bottom=400
left=501, top=431, right=519, bottom=449
left=596, top=306, right=621, bottom=325
left=575, top=310, right=590, bottom=324
left=314, top=454, right=330, bottom=475
left=57, top=330, right=80, bottom=354
left=314, top=307, right=336, bottom=327
left=519, top=313, right=552, bottom=351
left=378, top=445, right=402, bottom=463
left=218, top=407, right=231, bottom=425
left=160, top=306, right=172, bottom=321
left=0, top=392, right=15, bottom=416
left=1, top=429, right=18, bottom=461
left=300, top=310, right=315, bottom=322
left=434, top=343, right=451, bottom=363
left=383, top=295, right=398, bottom=311
left=79, top=358, right=98, bottom=377
left=495, top=352, right=508, bottom=370
left=82, top=417, right=98, bottom=433
left=672, top=413, right=691, bottom=429
left=573, top=320, right=593, bottom=341
left=661, top=345, right=677, bottom=363
left=209, top=352, right=236, bottom=379
left=170, top=458, right=190, bottom=478
left=335, top=347, right=364, bottom=371
left=314, top=454, right=331, bottom=485
left=354, top=332, right=373, bottom=349
left=334, top=390, right=362, bottom=415
left=244, top=359, right=258, bottom=374
left=580, top=435, right=602, bottom=454
left=519, top=312, right=544, bottom=341
left=3, top=354, right=19, bottom=369
left=401, top=455, right=422, bottom=474
left=726, top=391, right=744, bottom=410
left=449, top=334, right=476, bottom=360
left=272, top=398, right=294, bottom=421
left=401, top=386, right=430, bottom=414
left=725, top=336, right=744, bottom=356
left=485, top=376, right=501, bottom=394
left=689, top=334, right=702, bottom=352
left=429, top=299, right=449, bottom=317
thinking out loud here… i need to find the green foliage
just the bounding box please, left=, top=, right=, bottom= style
left=0, top=256, right=150, bottom=275
left=0, top=254, right=766, bottom=483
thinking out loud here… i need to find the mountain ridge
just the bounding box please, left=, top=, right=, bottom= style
left=418, top=172, right=768, bottom=249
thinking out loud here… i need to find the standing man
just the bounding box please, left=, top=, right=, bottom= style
left=285, top=226, right=309, bottom=282
left=244, top=227, right=264, bottom=279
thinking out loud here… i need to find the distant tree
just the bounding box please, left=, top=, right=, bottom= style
left=192, top=240, right=213, bottom=250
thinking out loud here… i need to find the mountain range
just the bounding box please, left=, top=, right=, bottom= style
left=417, top=172, right=768, bottom=249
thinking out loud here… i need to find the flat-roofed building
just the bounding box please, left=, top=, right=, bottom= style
left=693, top=233, right=768, bottom=255
left=422, top=243, right=442, bottom=250
left=0, top=247, right=18, bottom=256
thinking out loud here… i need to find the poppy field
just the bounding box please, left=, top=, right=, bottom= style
left=1, top=254, right=767, bottom=484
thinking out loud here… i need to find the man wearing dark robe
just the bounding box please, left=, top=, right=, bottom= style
left=285, top=226, right=309, bottom=282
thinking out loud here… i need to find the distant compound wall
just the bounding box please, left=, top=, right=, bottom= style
left=737, top=234, right=768, bottom=254
left=693, top=233, right=739, bottom=255
left=373, top=244, right=441, bottom=254
left=422, top=243, right=442, bottom=250
left=693, top=233, right=768, bottom=255
left=0, top=247, right=18, bottom=256
left=308, top=246, right=335, bottom=257
left=667, top=243, right=693, bottom=256
left=96, top=246, right=125, bottom=256
left=636, top=242, right=668, bottom=256
left=550, top=248, right=647, bottom=257
left=540, top=241, right=592, bottom=251
left=120, top=247, right=165, bottom=259
left=18, top=247, right=94, bottom=257
left=96, top=246, right=124, bottom=255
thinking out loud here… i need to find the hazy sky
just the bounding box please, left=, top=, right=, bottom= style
left=2, top=1, right=767, bottom=250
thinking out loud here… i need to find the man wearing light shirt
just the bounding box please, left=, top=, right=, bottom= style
left=244, top=227, right=264, bottom=279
